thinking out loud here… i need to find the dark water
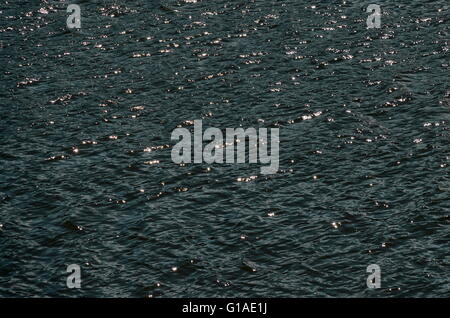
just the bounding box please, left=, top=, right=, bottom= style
left=0, top=0, right=449, bottom=297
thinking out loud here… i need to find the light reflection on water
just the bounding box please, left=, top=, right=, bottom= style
left=0, top=0, right=449, bottom=297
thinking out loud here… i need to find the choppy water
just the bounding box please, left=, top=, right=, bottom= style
left=0, top=0, right=449, bottom=297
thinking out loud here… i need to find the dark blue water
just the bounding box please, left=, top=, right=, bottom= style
left=0, top=0, right=449, bottom=297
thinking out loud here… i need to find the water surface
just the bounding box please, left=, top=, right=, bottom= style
left=0, top=0, right=449, bottom=297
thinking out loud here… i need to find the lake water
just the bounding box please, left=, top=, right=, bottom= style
left=0, top=0, right=449, bottom=297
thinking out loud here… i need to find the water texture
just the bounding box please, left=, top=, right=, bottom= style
left=0, top=0, right=449, bottom=297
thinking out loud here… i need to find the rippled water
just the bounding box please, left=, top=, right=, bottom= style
left=0, top=0, right=449, bottom=297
